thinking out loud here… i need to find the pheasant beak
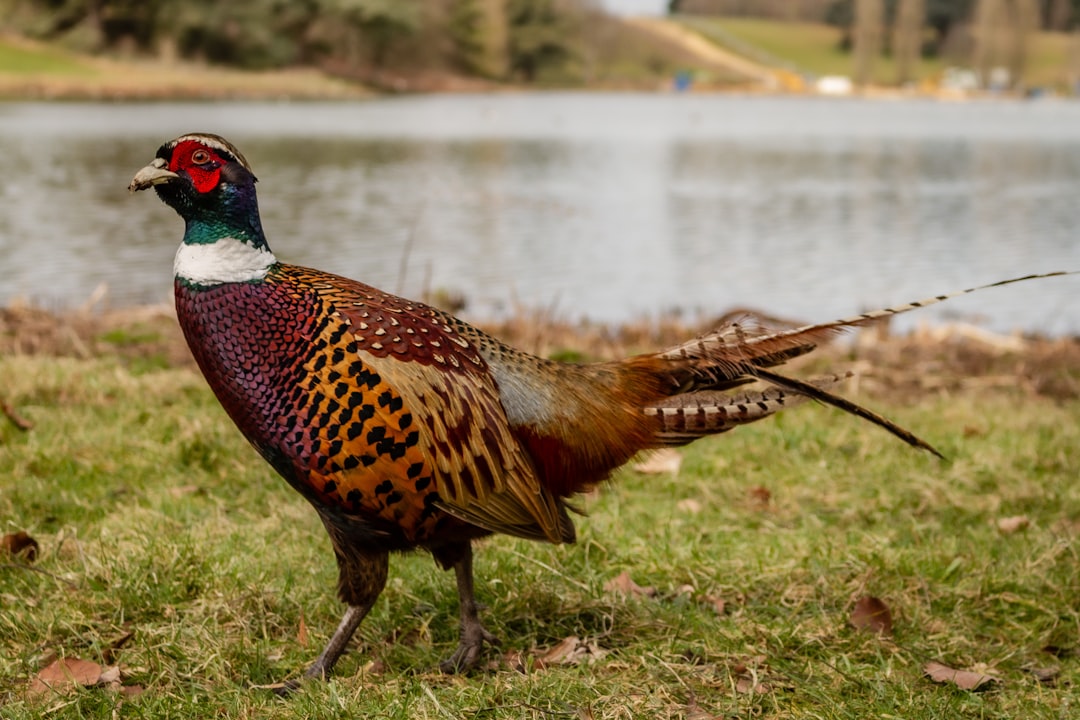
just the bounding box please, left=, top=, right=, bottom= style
left=128, top=157, right=179, bottom=192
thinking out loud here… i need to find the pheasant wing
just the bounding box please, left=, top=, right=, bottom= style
left=318, top=277, right=573, bottom=544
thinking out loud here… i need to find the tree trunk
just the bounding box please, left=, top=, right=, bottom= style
left=893, top=0, right=924, bottom=85
left=853, top=0, right=883, bottom=87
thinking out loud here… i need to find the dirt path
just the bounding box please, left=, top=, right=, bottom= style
left=624, top=16, right=778, bottom=84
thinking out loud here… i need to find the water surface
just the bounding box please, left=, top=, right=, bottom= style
left=1, top=94, right=1077, bottom=333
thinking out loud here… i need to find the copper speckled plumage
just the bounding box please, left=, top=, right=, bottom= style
left=130, top=133, right=1069, bottom=690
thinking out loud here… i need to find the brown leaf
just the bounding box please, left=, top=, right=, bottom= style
left=633, top=449, right=682, bottom=475
left=28, top=657, right=103, bottom=695
left=2, top=531, right=39, bottom=562
left=297, top=611, right=309, bottom=648
left=360, top=659, right=386, bottom=675
left=747, top=486, right=771, bottom=506
left=730, top=654, right=767, bottom=675
left=685, top=698, right=721, bottom=719
left=997, top=515, right=1030, bottom=534
left=734, top=677, right=770, bottom=694
left=604, top=571, right=657, bottom=599
left=850, top=596, right=893, bottom=636
left=676, top=498, right=702, bottom=514
left=0, top=397, right=33, bottom=431
left=699, top=595, right=725, bottom=617
left=498, top=649, right=527, bottom=673
left=98, top=665, right=121, bottom=685
left=120, top=685, right=145, bottom=697
left=923, top=661, right=1000, bottom=691
left=534, top=636, right=608, bottom=668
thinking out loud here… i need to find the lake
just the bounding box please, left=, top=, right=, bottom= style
left=1, top=93, right=1078, bottom=334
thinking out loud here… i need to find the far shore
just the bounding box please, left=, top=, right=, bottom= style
left=0, top=34, right=1058, bottom=103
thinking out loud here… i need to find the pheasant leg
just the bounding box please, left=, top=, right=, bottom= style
left=276, top=545, right=388, bottom=693
left=439, top=542, right=499, bottom=673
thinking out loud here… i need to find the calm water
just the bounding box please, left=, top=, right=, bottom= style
left=1, top=94, right=1078, bottom=334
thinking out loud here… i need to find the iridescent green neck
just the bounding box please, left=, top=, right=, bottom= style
left=181, top=182, right=270, bottom=252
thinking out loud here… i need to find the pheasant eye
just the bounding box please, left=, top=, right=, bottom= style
left=191, top=149, right=211, bottom=164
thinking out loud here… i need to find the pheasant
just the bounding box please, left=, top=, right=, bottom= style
left=129, top=133, right=1065, bottom=687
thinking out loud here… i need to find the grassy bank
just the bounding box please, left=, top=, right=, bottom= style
left=1, top=307, right=1079, bottom=718
left=0, top=35, right=370, bottom=100
left=678, top=16, right=1077, bottom=90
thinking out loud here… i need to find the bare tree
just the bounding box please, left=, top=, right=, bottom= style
left=1006, top=0, right=1040, bottom=90
left=1068, top=28, right=1080, bottom=93
left=1047, top=0, right=1072, bottom=32
left=972, top=0, right=1007, bottom=85
left=893, top=0, right=924, bottom=85
left=974, top=0, right=1041, bottom=90
left=853, top=0, right=884, bottom=86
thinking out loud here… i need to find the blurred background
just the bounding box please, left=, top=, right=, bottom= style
left=1, top=0, right=1078, bottom=334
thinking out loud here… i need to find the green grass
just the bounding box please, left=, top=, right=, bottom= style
left=678, top=16, right=1075, bottom=89
left=2, top=354, right=1080, bottom=718
left=679, top=16, right=946, bottom=86
left=0, top=39, right=93, bottom=75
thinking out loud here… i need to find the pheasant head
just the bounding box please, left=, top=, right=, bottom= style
left=129, top=133, right=275, bottom=287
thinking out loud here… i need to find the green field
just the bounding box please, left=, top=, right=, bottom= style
left=678, top=16, right=1075, bottom=89
left=0, top=39, right=93, bottom=76
left=2, top=344, right=1079, bottom=718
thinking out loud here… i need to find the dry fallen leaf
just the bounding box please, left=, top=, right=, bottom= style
left=676, top=498, right=702, bottom=514
left=701, top=594, right=726, bottom=615
left=923, top=661, right=1000, bottom=691
left=633, top=449, right=682, bottom=475
left=850, top=596, right=893, bottom=636
left=297, top=611, right=309, bottom=648
left=734, top=676, right=770, bottom=694
left=2, top=531, right=39, bottom=562
left=359, top=659, right=387, bottom=675
left=604, top=571, right=657, bottom=599
left=997, top=515, right=1030, bottom=534
left=534, top=636, right=608, bottom=668
left=747, top=486, right=771, bottom=507
left=730, top=654, right=767, bottom=675
left=685, top=698, right=721, bottom=719
left=28, top=658, right=104, bottom=696
left=98, top=665, right=121, bottom=685
left=0, top=397, right=33, bottom=431
left=498, top=649, right=526, bottom=673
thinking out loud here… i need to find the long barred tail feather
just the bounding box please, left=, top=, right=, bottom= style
left=646, top=373, right=852, bottom=446
left=661, top=271, right=1077, bottom=371
left=648, top=272, right=1077, bottom=455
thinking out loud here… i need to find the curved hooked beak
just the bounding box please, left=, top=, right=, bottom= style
left=128, top=157, right=179, bottom=193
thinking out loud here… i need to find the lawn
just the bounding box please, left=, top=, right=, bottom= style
left=0, top=38, right=93, bottom=76
left=1, top=332, right=1079, bottom=718
left=677, top=15, right=1076, bottom=90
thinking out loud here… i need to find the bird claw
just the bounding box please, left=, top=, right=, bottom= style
left=439, top=626, right=500, bottom=674
left=270, top=678, right=304, bottom=697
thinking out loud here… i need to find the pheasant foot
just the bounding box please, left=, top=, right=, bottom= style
left=436, top=540, right=499, bottom=673
left=440, top=616, right=500, bottom=673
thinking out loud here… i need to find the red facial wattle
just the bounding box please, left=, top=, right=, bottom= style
left=169, top=139, right=225, bottom=194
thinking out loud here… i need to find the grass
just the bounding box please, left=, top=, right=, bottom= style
left=0, top=38, right=93, bottom=76
left=1, top=347, right=1079, bottom=718
left=678, top=15, right=1076, bottom=89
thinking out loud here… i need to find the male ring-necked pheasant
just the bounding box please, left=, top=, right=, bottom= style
left=129, top=133, right=1063, bottom=686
